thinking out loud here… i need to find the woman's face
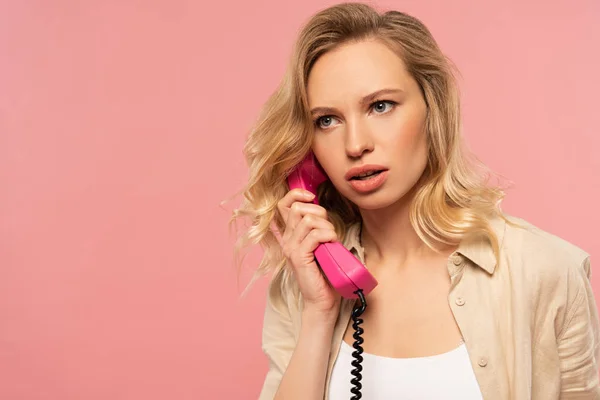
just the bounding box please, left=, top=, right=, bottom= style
left=307, top=38, right=429, bottom=210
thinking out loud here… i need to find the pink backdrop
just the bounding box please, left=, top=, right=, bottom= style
left=1, top=0, right=599, bottom=398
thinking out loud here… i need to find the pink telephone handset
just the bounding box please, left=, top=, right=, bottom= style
left=286, top=152, right=378, bottom=299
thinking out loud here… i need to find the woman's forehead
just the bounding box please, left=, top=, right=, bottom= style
left=307, top=41, right=413, bottom=106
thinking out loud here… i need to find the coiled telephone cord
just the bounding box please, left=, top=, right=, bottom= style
left=350, top=289, right=367, bottom=399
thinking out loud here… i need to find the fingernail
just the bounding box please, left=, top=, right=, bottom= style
left=304, top=191, right=315, bottom=199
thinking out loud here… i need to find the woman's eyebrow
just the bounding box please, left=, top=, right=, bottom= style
left=310, top=88, right=404, bottom=116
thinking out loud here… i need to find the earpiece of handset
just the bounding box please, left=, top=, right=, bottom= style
left=286, top=153, right=378, bottom=299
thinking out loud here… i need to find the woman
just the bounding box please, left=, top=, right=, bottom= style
left=228, top=2, right=599, bottom=399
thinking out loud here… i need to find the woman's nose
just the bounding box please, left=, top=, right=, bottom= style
left=345, top=119, right=374, bottom=158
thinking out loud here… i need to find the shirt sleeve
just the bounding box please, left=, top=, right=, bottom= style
left=557, top=256, right=600, bottom=398
left=258, top=278, right=297, bottom=400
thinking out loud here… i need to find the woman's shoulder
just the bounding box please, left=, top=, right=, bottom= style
left=496, top=214, right=592, bottom=297
left=500, top=213, right=590, bottom=269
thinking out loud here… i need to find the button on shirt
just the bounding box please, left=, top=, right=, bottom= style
left=258, top=214, right=600, bottom=399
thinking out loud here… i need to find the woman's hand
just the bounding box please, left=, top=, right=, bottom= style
left=277, top=188, right=342, bottom=318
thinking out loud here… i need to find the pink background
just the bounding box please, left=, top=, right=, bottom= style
left=1, top=0, right=599, bottom=398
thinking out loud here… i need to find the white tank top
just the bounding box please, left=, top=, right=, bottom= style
left=328, top=340, right=484, bottom=399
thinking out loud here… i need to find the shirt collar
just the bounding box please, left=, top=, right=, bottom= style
left=342, top=215, right=507, bottom=275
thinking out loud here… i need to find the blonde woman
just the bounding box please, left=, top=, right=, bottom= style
left=228, top=2, right=599, bottom=399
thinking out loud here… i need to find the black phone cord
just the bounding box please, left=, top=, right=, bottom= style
left=350, top=289, right=367, bottom=399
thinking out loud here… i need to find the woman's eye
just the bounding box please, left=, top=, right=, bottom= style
left=372, top=101, right=395, bottom=114
left=315, top=116, right=337, bottom=129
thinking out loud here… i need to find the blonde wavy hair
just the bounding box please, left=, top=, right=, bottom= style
left=224, top=2, right=512, bottom=303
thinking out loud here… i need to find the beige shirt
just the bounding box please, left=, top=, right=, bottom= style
left=258, top=214, right=600, bottom=399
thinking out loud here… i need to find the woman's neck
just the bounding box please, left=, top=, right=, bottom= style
left=358, top=193, right=456, bottom=270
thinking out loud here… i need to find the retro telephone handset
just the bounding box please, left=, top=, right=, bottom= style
left=286, top=152, right=378, bottom=399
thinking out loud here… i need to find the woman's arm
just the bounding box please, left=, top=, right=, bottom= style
left=272, top=308, right=337, bottom=400
left=258, top=282, right=338, bottom=400
left=557, top=256, right=600, bottom=398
